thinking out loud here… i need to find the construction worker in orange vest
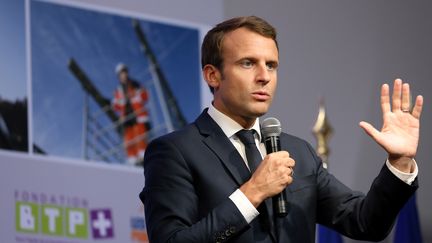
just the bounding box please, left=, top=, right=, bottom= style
left=112, top=63, right=150, bottom=165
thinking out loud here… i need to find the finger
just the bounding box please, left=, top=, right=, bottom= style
left=287, top=158, right=295, bottom=168
left=411, top=95, right=424, bottom=119
left=279, top=158, right=295, bottom=169
left=392, top=79, right=402, bottom=111
left=359, top=121, right=380, bottom=140
left=273, top=151, right=290, bottom=158
left=289, top=167, right=294, bottom=177
left=401, top=83, right=411, bottom=112
left=381, top=83, right=391, bottom=114
left=284, top=174, right=294, bottom=186
left=282, top=166, right=294, bottom=179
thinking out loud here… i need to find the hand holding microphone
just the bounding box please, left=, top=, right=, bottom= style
left=262, top=117, right=292, bottom=217
left=239, top=117, right=294, bottom=217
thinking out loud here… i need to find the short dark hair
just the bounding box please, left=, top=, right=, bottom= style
left=201, top=16, right=278, bottom=93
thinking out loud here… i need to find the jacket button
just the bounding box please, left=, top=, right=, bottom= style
left=229, top=226, right=236, bottom=233
left=214, top=235, right=220, bottom=243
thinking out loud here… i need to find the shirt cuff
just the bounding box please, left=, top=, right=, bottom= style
left=386, top=159, right=418, bottom=185
left=229, top=189, right=259, bottom=223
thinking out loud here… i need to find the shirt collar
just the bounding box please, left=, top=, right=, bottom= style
left=207, top=104, right=262, bottom=141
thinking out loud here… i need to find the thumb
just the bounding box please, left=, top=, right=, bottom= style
left=359, top=121, right=380, bottom=140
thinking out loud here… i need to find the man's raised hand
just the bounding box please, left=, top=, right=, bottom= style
left=359, top=79, right=424, bottom=172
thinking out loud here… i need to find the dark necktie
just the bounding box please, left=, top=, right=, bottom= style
left=236, top=129, right=261, bottom=173
left=237, top=129, right=275, bottom=242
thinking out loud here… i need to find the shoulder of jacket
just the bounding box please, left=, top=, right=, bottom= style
left=151, top=122, right=198, bottom=144
left=280, top=132, right=307, bottom=143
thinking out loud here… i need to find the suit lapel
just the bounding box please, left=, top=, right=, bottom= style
left=195, top=110, right=251, bottom=186
left=196, top=110, right=278, bottom=242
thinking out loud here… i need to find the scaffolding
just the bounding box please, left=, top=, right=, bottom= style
left=68, top=19, right=187, bottom=164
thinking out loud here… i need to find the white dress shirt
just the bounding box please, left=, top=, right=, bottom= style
left=206, top=104, right=418, bottom=223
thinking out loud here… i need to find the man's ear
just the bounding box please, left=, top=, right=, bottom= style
left=203, top=64, right=221, bottom=90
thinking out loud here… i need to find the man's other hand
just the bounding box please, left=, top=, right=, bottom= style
left=240, top=151, right=295, bottom=208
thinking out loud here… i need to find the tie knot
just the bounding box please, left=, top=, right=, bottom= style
left=236, top=129, right=256, bottom=145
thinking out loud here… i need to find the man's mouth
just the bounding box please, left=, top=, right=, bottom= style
left=251, top=91, right=270, bottom=101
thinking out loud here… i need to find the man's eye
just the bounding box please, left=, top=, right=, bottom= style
left=266, top=63, right=277, bottom=71
left=241, top=60, right=253, bottom=68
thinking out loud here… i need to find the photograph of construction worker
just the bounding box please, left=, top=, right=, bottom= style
left=112, top=63, right=151, bottom=165
left=30, top=1, right=201, bottom=164
left=0, top=0, right=28, bottom=152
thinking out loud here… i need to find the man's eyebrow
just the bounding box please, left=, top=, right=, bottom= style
left=234, top=57, right=257, bottom=64
left=267, top=60, right=278, bottom=64
left=234, top=57, right=279, bottom=65
left=237, top=57, right=257, bottom=61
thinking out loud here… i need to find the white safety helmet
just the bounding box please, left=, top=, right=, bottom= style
left=115, top=63, right=128, bottom=75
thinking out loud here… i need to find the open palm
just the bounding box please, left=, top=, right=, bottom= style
left=360, top=79, right=423, bottom=161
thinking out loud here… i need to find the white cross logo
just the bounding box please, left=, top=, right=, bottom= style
left=92, top=211, right=112, bottom=236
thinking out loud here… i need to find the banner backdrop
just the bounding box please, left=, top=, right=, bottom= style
left=1, top=0, right=209, bottom=242
left=0, top=151, right=146, bottom=243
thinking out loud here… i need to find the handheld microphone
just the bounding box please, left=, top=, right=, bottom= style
left=261, top=117, right=289, bottom=217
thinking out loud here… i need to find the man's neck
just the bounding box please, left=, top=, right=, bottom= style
left=210, top=103, right=258, bottom=128
left=211, top=104, right=257, bottom=129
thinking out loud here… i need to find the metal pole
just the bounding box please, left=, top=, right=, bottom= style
left=82, top=94, right=89, bottom=160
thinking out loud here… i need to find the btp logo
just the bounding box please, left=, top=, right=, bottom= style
left=16, top=201, right=114, bottom=240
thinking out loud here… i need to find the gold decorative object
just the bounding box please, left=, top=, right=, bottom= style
left=312, top=100, right=333, bottom=169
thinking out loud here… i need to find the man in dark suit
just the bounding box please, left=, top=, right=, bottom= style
left=140, top=16, right=424, bottom=243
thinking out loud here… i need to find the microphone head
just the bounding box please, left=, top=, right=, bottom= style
left=261, top=117, right=282, bottom=138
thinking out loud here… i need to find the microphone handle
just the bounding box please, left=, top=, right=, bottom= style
left=265, top=136, right=289, bottom=217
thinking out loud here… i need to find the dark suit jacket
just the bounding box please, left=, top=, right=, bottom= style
left=140, top=110, right=417, bottom=243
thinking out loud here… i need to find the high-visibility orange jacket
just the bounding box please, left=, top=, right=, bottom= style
left=112, top=80, right=149, bottom=125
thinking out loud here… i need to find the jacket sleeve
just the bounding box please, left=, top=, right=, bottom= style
left=310, top=140, right=418, bottom=241
left=139, top=137, right=250, bottom=243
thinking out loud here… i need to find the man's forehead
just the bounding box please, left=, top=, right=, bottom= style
left=224, top=27, right=273, bottom=42
left=221, top=28, right=278, bottom=58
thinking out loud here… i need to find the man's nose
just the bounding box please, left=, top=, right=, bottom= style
left=256, top=64, right=271, bottom=84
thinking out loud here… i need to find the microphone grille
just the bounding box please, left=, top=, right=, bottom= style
left=261, top=117, right=282, bottom=138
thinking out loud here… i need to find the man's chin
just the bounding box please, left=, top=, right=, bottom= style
left=253, top=103, right=271, bottom=116
left=250, top=108, right=269, bottom=118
